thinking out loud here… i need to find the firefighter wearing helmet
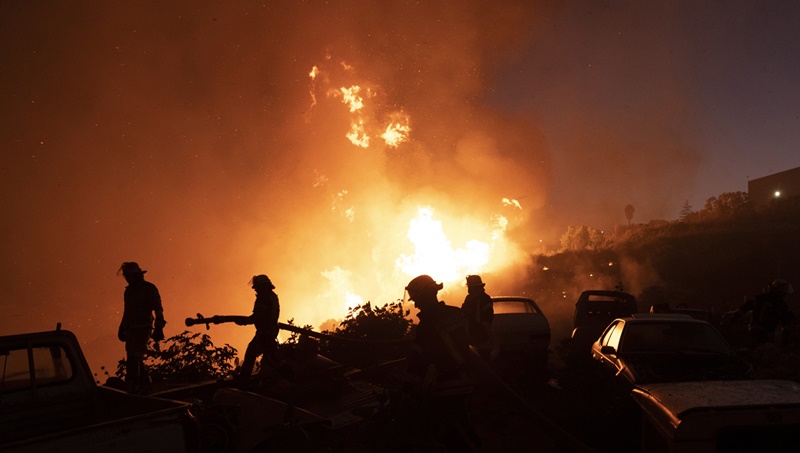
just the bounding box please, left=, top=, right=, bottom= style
left=461, top=274, right=495, bottom=361
left=117, top=261, right=166, bottom=394
left=404, top=274, right=470, bottom=380
left=237, top=274, right=281, bottom=383
left=403, top=275, right=479, bottom=449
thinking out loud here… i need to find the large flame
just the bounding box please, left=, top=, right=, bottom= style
left=319, top=205, right=516, bottom=313
left=297, top=56, right=531, bottom=320
left=396, top=207, right=489, bottom=282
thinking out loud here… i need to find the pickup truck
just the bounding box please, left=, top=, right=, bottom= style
left=0, top=326, right=199, bottom=453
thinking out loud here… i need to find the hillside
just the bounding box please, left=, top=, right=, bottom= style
left=521, top=195, right=800, bottom=341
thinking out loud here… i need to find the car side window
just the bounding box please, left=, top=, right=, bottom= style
left=493, top=300, right=539, bottom=314
left=0, top=346, right=74, bottom=393
left=600, top=322, right=621, bottom=347
left=606, top=322, right=625, bottom=350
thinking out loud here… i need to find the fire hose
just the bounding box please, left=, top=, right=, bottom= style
left=184, top=313, right=412, bottom=345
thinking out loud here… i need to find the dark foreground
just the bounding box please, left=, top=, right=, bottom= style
left=152, top=352, right=636, bottom=453
left=471, top=355, right=639, bottom=453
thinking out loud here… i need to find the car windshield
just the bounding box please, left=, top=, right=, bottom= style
left=620, top=321, right=733, bottom=354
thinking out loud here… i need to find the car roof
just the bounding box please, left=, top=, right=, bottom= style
left=578, top=290, right=636, bottom=299
left=491, top=296, right=536, bottom=302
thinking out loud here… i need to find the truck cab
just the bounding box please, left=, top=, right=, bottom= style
left=1, top=327, right=198, bottom=452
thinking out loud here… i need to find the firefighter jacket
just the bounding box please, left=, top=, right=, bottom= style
left=253, top=290, right=280, bottom=339
left=120, top=279, right=164, bottom=330
left=462, top=290, right=494, bottom=346
left=408, top=301, right=471, bottom=383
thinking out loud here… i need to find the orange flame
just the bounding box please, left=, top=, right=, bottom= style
left=395, top=207, right=490, bottom=283
left=299, top=57, right=532, bottom=325
left=382, top=121, right=411, bottom=147
left=346, top=119, right=370, bottom=147
left=502, top=197, right=522, bottom=209
left=338, top=85, right=364, bottom=112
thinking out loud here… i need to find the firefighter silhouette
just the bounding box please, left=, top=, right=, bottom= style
left=401, top=275, right=481, bottom=450
left=117, top=262, right=166, bottom=393
left=237, top=274, right=282, bottom=383
left=461, top=274, right=495, bottom=361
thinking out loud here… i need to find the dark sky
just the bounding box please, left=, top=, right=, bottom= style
left=2, top=1, right=799, bottom=371
left=491, top=1, right=800, bottom=224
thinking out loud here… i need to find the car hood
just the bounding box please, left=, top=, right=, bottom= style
left=635, top=379, right=800, bottom=417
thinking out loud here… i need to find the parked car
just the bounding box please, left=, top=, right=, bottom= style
left=591, top=313, right=750, bottom=386
left=634, top=379, right=800, bottom=452
left=569, top=290, right=638, bottom=363
left=591, top=313, right=800, bottom=451
left=490, top=296, right=551, bottom=372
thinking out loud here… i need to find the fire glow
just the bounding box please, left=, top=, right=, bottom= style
left=318, top=205, right=518, bottom=314
left=300, top=56, right=530, bottom=318
left=396, top=207, right=490, bottom=282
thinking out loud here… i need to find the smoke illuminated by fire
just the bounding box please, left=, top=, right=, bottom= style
left=1, top=1, right=557, bottom=372
left=3, top=0, right=798, bottom=382
left=299, top=56, right=532, bottom=318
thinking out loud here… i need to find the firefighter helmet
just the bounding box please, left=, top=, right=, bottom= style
left=118, top=262, right=146, bottom=276
left=465, top=275, right=485, bottom=287
left=251, top=274, right=275, bottom=289
left=405, top=275, right=443, bottom=295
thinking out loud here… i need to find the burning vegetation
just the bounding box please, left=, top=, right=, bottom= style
left=277, top=49, right=547, bottom=329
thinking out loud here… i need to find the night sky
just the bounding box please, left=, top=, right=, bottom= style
left=2, top=1, right=799, bottom=372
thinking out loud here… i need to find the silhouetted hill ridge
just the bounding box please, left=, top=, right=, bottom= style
left=527, top=197, right=800, bottom=319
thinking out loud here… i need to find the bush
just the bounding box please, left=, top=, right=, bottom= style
left=115, top=330, right=238, bottom=385
left=317, top=301, right=413, bottom=368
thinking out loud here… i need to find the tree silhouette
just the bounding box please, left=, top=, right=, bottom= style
left=560, top=225, right=607, bottom=251
left=624, top=204, right=635, bottom=226
left=702, top=191, right=750, bottom=219
left=679, top=200, right=693, bottom=221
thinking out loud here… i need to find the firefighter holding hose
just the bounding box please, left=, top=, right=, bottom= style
left=237, top=274, right=282, bottom=383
